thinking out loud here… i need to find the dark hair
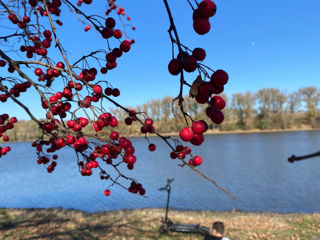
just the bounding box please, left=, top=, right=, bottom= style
left=212, top=221, right=225, bottom=234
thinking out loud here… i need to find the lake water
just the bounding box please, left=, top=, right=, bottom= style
left=0, top=130, right=320, bottom=213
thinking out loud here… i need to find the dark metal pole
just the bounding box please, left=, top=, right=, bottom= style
left=165, top=184, right=171, bottom=223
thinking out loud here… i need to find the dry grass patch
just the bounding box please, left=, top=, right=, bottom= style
left=1, top=208, right=320, bottom=240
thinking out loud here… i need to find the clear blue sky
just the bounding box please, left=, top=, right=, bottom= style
left=1, top=0, right=319, bottom=120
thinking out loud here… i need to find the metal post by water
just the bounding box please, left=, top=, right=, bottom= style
left=165, top=183, right=171, bottom=223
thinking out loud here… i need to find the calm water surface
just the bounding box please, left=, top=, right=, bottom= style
left=0, top=131, right=320, bottom=213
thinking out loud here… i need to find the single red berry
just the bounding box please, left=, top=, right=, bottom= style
left=190, top=133, right=204, bottom=146
left=125, top=117, right=132, bottom=125
left=145, top=118, right=153, bottom=126
left=110, top=131, right=119, bottom=140
left=93, top=85, right=102, bottom=94
left=113, top=29, right=122, bottom=39
left=84, top=25, right=91, bottom=32
left=49, top=95, right=58, bottom=103
left=112, top=88, right=120, bottom=97
left=192, top=48, right=206, bottom=61
left=193, top=155, right=203, bottom=166
left=206, top=106, right=224, bottom=124
left=34, top=68, right=43, bottom=76
left=168, top=59, right=182, bottom=75
left=210, top=95, right=226, bottom=110
left=210, top=69, right=229, bottom=86
left=148, top=143, right=156, bottom=151
left=182, top=55, right=197, bottom=72
left=120, top=40, right=131, bottom=52
left=56, top=62, right=65, bottom=69
left=104, top=189, right=111, bottom=196
left=104, top=87, right=113, bottom=96
left=105, top=17, right=116, bottom=28
left=179, top=127, right=194, bottom=142
left=0, top=60, right=6, bottom=67
left=192, top=121, right=206, bottom=134
left=193, top=17, right=211, bottom=35
left=198, top=0, right=217, bottom=17
left=43, top=30, right=52, bottom=38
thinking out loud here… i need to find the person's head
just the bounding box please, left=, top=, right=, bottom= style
left=212, top=221, right=225, bottom=237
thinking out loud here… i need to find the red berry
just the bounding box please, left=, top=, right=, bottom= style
left=193, top=17, right=211, bottom=35
left=190, top=133, right=204, bottom=146
left=93, top=85, right=102, bottom=94
left=198, top=0, right=217, bottom=18
left=23, top=16, right=30, bottom=23
left=145, top=118, right=153, bottom=126
left=192, top=48, right=206, bottom=61
left=110, top=131, right=119, bottom=140
left=120, top=40, right=131, bottom=52
left=105, top=17, right=116, bottom=28
left=210, top=95, right=226, bottom=110
left=206, top=106, right=224, bottom=124
left=192, top=121, right=206, bottom=134
left=210, top=69, right=229, bottom=86
left=106, top=52, right=116, bottom=63
left=168, top=59, right=182, bottom=75
left=193, top=156, right=202, bottom=166
left=49, top=95, right=58, bottom=103
left=0, top=60, right=6, bottom=67
left=182, top=55, right=197, bottom=72
left=125, top=117, right=132, bottom=125
left=113, top=29, right=122, bottom=39
left=84, top=25, right=91, bottom=32
left=179, top=127, right=194, bottom=142
left=43, top=30, right=52, bottom=38
left=34, top=68, right=43, bottom=76
left=100, top=67, right=108, bottom=74
left=104, top=189, right=111, bottom=196
left=104, top=87, right=113, bottom=96
left=112, top=88, right=120, bottom=97
left=148, top=143, right=156, bottom=151
left=56, top=62, right=65, bottom=68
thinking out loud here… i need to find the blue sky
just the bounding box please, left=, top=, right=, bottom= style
left=0, top=0, right=319, bottom=120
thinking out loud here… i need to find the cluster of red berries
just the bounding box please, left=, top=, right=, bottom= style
left=140, top=118, right=155, bottom=134
left=123, top=110, right=137, bottom=125
left=179, top=120, right=208, bottom=146
left=19, top=30, right=53, bottom=59
left=0, top=81, right=31, bottom=101
left=8, top=13, right=30, bottom=29
left=194, top=69, right=228, bottom=124
left=36, top=155, right=57, bottom=173
left=193, top=0, right=217, bottom=35
left=103, top=86, right=120, bottom=97
left=169, top=144, right=202, bottom=166
left=30, top=0, right=62, bottom=17
left=0, top=114, right=17, bottom=158
left=128, top=181, right=146, bottom=195
left=77, top=0, right=93, bottom=6
left=80, top=159, right=99, bottom=176
left=34, top=62, right=63, bottom=84
left=92, top=112, right=118, bottom=132
left=168, top=48, right=206, bottom=75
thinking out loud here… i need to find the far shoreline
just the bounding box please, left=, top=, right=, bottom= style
left=1, top=127, right=319, bottom=143
left=127, top=127, right=320, bottom=138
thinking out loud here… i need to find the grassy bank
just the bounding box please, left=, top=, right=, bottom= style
left=1, top=208, right=320, bottom=240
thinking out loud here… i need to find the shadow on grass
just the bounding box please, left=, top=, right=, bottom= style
left=0, top=211, right=163, bottom=240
